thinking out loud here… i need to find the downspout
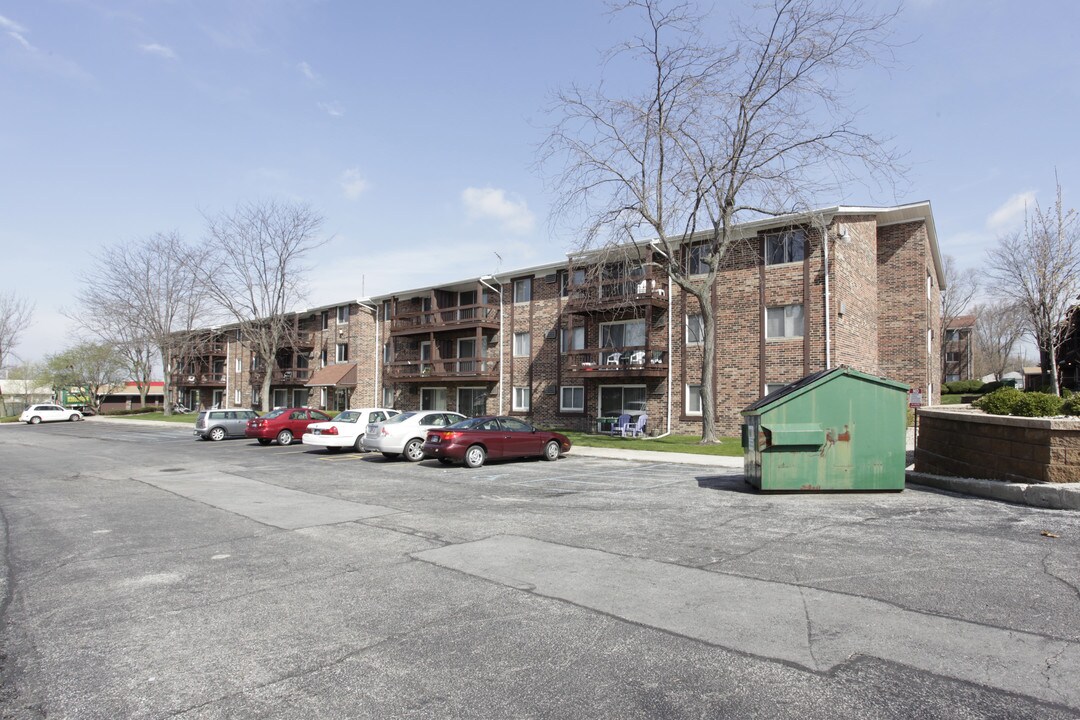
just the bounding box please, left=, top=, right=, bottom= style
left=225, top=336, right=231, bottom=408
left=824, top=226, right=833, bottom=369
left=644, top=243, right=673, bottom=439
left=357, top=300, right=379, bottom=407
left=479, top=276, right=504, bottom=415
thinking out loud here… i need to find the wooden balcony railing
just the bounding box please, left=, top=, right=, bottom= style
left=564, top=278, right=668, bottom=313
left=384, top=358, right=500, bottom=382
left=390, top=303, right=500, bottom=333
left=562, top=347, right=668, bottom=378
left=250, top=368, right=312, bottom=384
left=172, top=372, right=226, bottom=387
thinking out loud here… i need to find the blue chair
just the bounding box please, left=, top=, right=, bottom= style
left=610, top=413, right=631, bottom=436
left=623, top=414, right=648, bottom=438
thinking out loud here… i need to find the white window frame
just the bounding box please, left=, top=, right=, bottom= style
left=560, top=386, right=584, bottom=413
left=382, top=386, right=394, bottom=408
left=513, top=278, right=532, bottom=304
left=512, top=386, right=531, bottom=412
left=597, top=384, right=647, bottom=418
left=383, top=343, right=392, bottom=364
left=235, top=358, right=242, bottom=373
left=765, top=304, right=804, bottom=339
left=336, top=343, right=348, bottom=362
left=513, top=331, right=531, bottom=357
left=686, top=384, right=703, bottom=416
left=560, top=326, right=585, bottom=353
left=337, top=305, right=349, bottom=324
left=765, top=383, right=787, bottom=396
left=686, top=314, right=704, bottom=345
left=234, top=389, right=242, bottom=405
left=599, top=319, right=647, bottom=349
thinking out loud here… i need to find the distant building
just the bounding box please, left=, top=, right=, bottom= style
left=943, top=314, right=975, bottom=383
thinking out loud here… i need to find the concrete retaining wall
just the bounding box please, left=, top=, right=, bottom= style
left=915, top=406, right=1080, bottom=484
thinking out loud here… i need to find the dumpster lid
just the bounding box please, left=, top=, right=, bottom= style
left=741, top=366, right=909, bottom=415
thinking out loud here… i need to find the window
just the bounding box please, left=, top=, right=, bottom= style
left=687, top=244, right=711, bottom=275
left=321, top=312, right=329, bottom=330
left=765, top=230, right=806, bottom=265
left=946, top=351, right=960, bottom=363
left=946, top=329, right=961, bottom=342
left=512, top=386, right=531, bottom=412
left=383, top=343, right=392, bottom=363
left=686, top=314, right=704, bottom=345
left=382, top=386, right=393, bottom=408
left=382, top=300, right=392, bottom=321
left=234, top=389, right=242, bottom=405
left=686, top=385, right=703, bottom=415
left=513, top=332, right=531, bottom=357
left=458, top=387, right=486, bottom=416
left=561, top=268, right=586, bottom=297
left=337, top=305, right=349, bottom=324
left=945, top=373, right=960, bottom=383
left=320, top=349, right=328, bottom=367
left=336, top=343, right=348, bottom=362
left=765, top=383, right=787, bottom=396
left=600, top=320, right=647, bottom=349
left=766, top=304, right=804, bottom=338
left=235, top=358, right=242, bottom=373
left=560, top=386, right=584, bottom=412
left=560, top=326, right=585, bottom=353
left=514, top=278, right=532, bottom=303
left=599, top=385, right=647, bottom=417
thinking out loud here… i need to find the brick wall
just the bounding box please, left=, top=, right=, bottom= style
left=917, top=407, right=1080, bottom=483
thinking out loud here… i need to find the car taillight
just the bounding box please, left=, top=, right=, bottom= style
left=441, top=432, right=460, bottom=441
left=324, top=426, right=338, bottom=435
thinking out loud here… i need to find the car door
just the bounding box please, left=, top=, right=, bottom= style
left=225, top=411, right=245, bottom=436
left=475, top=417, right=506, bottom=458
left=287, top=409, right=309, bottom=436
left=44, top=405, right=65, bottom=422
left=499, top=417, right=542, bottom=457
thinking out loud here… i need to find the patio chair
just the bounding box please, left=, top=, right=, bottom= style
left=610, top=413, right=631, bottom=436
left=628, top=351, right=646, bottom=365
left=606, top=352, right=623, bottom=366
left=622, top=414, right=648, bottom=438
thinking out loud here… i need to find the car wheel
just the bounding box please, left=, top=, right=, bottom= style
left=464, top=445, right=486, bottom=469
left=69, top=414, right=81, bottom=422
left=257, top=438, right=272, bottom=446
left=381, top=452, right=399, bottom=460
left=29, top=416, right=41, bottom=425
left=353, top=435, right=365, bottom=452
left=277, top=430, right=294, bottom=446
left=403, top=438, right=425, bottom=462
left=543, top=440, right=561, bottom=461
left=438, top=458, right=454, bottom=465
left=208, top=427, right=227, bottom=442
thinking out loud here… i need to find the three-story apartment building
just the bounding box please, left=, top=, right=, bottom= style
left=174, top=202, right=943, bottom=435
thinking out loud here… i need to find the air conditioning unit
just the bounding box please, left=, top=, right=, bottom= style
left=544, top=329, right=557, bottom=339
left=543, top=273, right=557, bottom=284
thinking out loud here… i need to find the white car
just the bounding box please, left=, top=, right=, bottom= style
left=302, top=408, right=399, bottom=453
left=363, top=410, right=466, bottom=461
left=20, top=404, right=84, bottom=424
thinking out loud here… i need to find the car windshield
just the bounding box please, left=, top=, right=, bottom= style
left=263, top=408, right=287, bottom=419
left=382, top=412, right=418, bottom=424
left=331, top=411, right=361, bottom=423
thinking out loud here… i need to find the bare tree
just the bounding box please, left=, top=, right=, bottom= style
left=72, top=232, right=206, bottom=415
left=200, top=200, right=327, bottom=410
left=542, top=0, right=901, bottom=442
left=986, top=176, right=1080, bottom=395
left=971, top=300, right=1025, bottom=382
left=939, top=255, right=978, bottom=384
left=0, top=292, right=34, bottom=371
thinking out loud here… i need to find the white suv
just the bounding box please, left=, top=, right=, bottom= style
left=20, top=404, right=83, bottom=424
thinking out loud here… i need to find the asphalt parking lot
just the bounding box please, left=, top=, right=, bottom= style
left=2, top=419, right=1080, bottom=719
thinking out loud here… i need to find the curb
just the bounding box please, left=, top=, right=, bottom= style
left=907, top=471, right=1080, bottom=511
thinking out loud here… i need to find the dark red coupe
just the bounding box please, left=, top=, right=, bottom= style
left=245, top=407, right=331, bottom=446
left=422, top=416, right=572, bottom=468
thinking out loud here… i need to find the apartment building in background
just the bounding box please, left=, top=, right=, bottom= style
left=172, top=202, right=943, bottom=435
left=943, top=314, right=976, bottom=383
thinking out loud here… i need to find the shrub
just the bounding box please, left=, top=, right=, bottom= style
left=1062, top=396, right=1080, bottom=416
left=102, top=405, right=164, bottom=416
left=1010, top=392, right=1064, bottom=418
left=944, top=380, right=983, bottom=394
left=973, top=387, right=1024, bottom=415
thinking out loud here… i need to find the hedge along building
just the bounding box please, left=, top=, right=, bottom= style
left=174, top=202, right=943, bottom=435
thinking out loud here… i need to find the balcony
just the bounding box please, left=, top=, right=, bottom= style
left=172, top=372, right=226, bottom=387
left=250, top=368, right=313, bottom=384
left=563, top=348, right=668, bottom=379
left=564, top=277, right=668, bottom=314
left=390, top=303, right=500, bottom=335
left=384, top=358, right=500, bottom=383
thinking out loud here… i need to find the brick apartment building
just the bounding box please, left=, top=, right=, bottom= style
left=172, top=202, right=943, bottom=435
left=943, top=314, right=976, bottom=383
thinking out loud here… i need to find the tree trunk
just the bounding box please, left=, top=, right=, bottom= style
left=261, top=369, right=273, bottom=411
left=697, top=287, right=719, bottom=444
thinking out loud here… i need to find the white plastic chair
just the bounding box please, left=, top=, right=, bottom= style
left=606, top=352, right=623, bottom=366
left=628, top=351, right=645, bottom=365
left=610, top=413, right=631, bottom=436
left=622, top=414, right=648, bottom=438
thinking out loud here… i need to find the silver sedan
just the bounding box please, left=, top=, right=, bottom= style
left=363, top=410, right=466, bottom=461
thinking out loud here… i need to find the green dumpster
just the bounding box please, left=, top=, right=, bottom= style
left=741, top=367, right=908, bottom=491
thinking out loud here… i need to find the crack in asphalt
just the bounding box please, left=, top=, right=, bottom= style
left=1040, top=544, right=1080, bottom=605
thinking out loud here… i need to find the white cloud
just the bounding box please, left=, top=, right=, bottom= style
left=139, top=43, right=177, bottom=60
left=461, top=187, right=535, bottom=235
left=318, top=101, right=344, bottom=117
left=298, top=61, right=319, bottom=82
left=340, top=168, right=370, bottom=200
left=986, top=190, right=1035, bottom=234
left=1, top=13, right=32, bottom=49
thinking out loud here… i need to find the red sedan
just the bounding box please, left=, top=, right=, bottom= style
left=422, top=416, right=572, bottom=468
left=245, top=407, right=332, bottom=446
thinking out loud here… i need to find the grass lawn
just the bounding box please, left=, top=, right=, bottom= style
left=98, top=411, right=199, bottom=423
left=939, top=394, right=969, bottom=405
left=1, top=415, right=20, bottom=423
left=556, top=430, right=743, bottom=456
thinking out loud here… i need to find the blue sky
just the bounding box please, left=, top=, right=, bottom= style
left=2, top=0, right=1078, bottom=363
